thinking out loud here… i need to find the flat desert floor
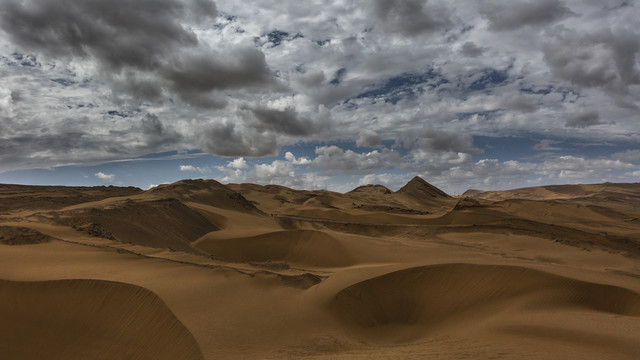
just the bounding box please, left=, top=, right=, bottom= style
left=1, top=177, right=639, bottom=359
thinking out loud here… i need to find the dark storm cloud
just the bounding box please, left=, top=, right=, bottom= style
left=0, top=0, right=275, bottom=107
left=417, top=128, right=480, bottom=153
left=371, top=0, right=452, bottom=36
left=399, top=128, right=480, bottom=154
left=565, top=110, right=602, bottom=128
left=0, top=130, right=128, bottom=171
left=479, top=0, right=574, bottom=31
left=459, top=41, right=486, bottom=58
left=0, top=0, right=210, bottom=67
left=140, top=113, right=182, bottom=147
left=503, top=95, right=536, bottom=112
left=162, top=48, right=274, bottom=105
left=248, top=108, right=314, bottom=136
left=198, top=122, right=278, bottom=157
left=543, top=27, right=640, bottom=96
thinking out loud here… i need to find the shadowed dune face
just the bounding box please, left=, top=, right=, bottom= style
left=0, top=279, right=203, bottom=360
left=333, top=264, right=640, bottom=330
left=195, top=229, right=356, bottom=267
left=57, top=198, right=218, bottom=254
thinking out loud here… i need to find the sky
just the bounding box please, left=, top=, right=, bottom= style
left=0, top=0, right=639, bottom=194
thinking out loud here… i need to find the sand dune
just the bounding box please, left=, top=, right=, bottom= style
left=195, top=229, right=355, bottom=267
left=0, top=279, right=203, bottom=360
left=54, top=197, right=218, bottom=254
left=1, top=177, right=640, bottom=359
left=150, top=179, right=263, bottom=214
left=333, top=263, right=640, bottom=329
left=0, top=184, right=142, bottom=212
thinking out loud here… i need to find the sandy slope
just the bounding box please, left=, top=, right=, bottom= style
left=0, top=278, right=203, bottom=360
left=1, top=178, right=640, bottom=359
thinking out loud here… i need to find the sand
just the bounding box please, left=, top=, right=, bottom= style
left=1, top=178, right=639, bottom=359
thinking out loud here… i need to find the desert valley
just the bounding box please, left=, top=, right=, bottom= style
left=1, top=177, right=640, bottom=359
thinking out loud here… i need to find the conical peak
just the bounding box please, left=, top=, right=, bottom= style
left=397, top=176, right=450, bottom=198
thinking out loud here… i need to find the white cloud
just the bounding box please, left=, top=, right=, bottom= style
left=533, top=139, right=562, bottom=151
left=218, top=158, right=327, bottom=189
left=357, top=173, right=411, bottom=190
left=179, top=164, right=210, bottom=173
left=94, top=172, right=115, bottom=182
left=179, top=165, right=197, bottom=172
left=147, top=182, right=169, bottom=190
left=312, top=146, right=402, bottom=171
left=284, top=151, right=311, bottom=165
left=612, top=149, right=640, bottom=164
left=227, top=157, right=248, bottom=169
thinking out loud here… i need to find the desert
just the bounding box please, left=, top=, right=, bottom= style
left=1, top=177, right=639, bottom=359
left=2, top=1, right=640, bottom=359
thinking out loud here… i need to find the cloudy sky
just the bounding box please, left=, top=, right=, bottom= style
left=1, top=0, right=639, bottom=193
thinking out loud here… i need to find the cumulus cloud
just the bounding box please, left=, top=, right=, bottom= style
left=0, top=86, right=14, bottom=118
left=179, top=165, right=198, bottom=172
left=612, top=149, right=640, bottom=164
left=284, top=151, right=311, bottom=165
left=312, top=146, right=402, bottom=171
left=480, top=0, right=575, bottom=31
left=218, top=158, right=326, bottom=189
left=94, top=171, right=115, bottom=182
left=426, top=155, right=635, bottom=193
left=179, top=164, right=210, bottom=173
left=227, top=157, right=248, bottom=169
left=356, top=131, right=382, bottom=147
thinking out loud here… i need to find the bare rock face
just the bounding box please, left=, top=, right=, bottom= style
left=0, top=226, right=55, bottom=245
